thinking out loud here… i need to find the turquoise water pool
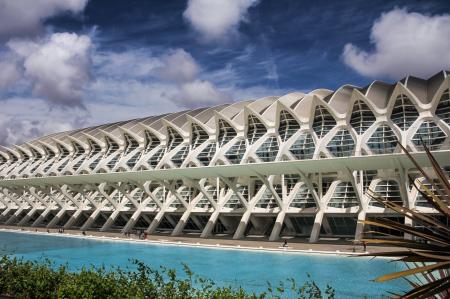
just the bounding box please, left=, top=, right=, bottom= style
left=0, top=230, right=407, bottom=298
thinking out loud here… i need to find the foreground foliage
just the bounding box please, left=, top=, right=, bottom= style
left=363, top=142, right=450, bottom=299
left=0, top=255, right=335, bottom=299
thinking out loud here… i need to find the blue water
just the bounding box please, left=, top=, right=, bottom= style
left=0, top=231, right=407, bottom=298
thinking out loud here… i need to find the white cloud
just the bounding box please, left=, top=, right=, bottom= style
left=0, top=0, right=88, bottom=39
left=7, top=32, right=92, bottom=108
left=0, top=58, right=21, bottom=89
left=0, top=97, right=88, bottom=145
left=343, top=8, right=450, bottom=79
left=95, top=50, right=162, bottom=79
left=174, top=79, right=230, bottom=107
left=183, top=0, right=259, bottom=41
left=156, top=49, right=200, bottom=82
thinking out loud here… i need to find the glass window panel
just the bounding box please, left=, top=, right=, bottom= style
left=217, top=119, right=237, bottom=147
left=278, top=110, right=300, bottom=142
left=255, top=136, right=279, bottom=162
left=247, top=115, right=267, bottom=145
left=225, top=139, right=246, bottom=164
left=290, top=184, right=316, bottom=208
left=144, top=130, right=160, bottom=153
left=436, top=89, right=450, bottom=125
left=171, top=146, right=189, bottom=167
left=312, top=105, right=336, bottom=138
left=167, top=127, right=183, bottom=151
left=350, top=100, right=375, bottom=134
left=391, top=94, right=419, bottom=130
left=412, top=121, right=446, bottom=151
left=289, top=131, right=315, bottom=160
left=191, top=123, right=209, bottom=149
left=197, top=143, right=216, bottom=166
left=367, top=125, right=398, bottom=154
left=369, top=180, right=402, bottom=207
left=328, top=182, right=359, bottom=208
left=326, top=129, right=355, bottom=157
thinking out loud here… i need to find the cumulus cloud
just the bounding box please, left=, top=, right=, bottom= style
left=174, top=79, right=230, bottom=107
left=343, top=8, right=450, bottom=79
left=0, top=58, right=21, bottom=89
left=0, top=116, right=75, bottom=146
left=156, top=49, right=200, bottom=82
left=0, top=97, right=88, bottom=146
left=7, top=32, right=92, bottom=108
left=183, top=0, right=259, bottom=41
left=0, top=0, right=88, bottom=39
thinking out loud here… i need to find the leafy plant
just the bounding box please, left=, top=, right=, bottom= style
left=0, top=255, right=335, bottom=299
left=362, top=142, right=450, bottom=298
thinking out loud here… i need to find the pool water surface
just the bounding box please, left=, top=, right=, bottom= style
left=0, top=231, right=407, bottom=298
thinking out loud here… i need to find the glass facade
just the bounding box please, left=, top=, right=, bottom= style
left=369, top=180, right=402, bottom=207
left=167, top=127, right=183, bottom=151
left=225, top=139, right=246, bottom=164
left=290, top=184, right=316, bottom=208
left=197, top=143, right=216, bottom=166
left=326, top=129, right=355, bottom=157
left=312, top=105, right=336, bottom=138
left=328, top=182, right=359, bottom=208
left=255, top=136, right=279, bottom=162
left=247, top=115, right=267, bottom=145
left=367, top=124, right=398, bottom=154
left=278, top=110, right=300, bottom=142
left=391, top=94, right=419, bottom=130
left=412, top=121, right=446, bottom=151
left=436, top=89, right=450, bottom=125
left=350, top=100, right=375, bottom=134
left=289, top=131, right=315, bottom=160
left=144, top=130, right=160, bottom=153
left=191, top=123, right=209, bottom=149
left=217, top=119, right=237, bottom=147
left=171, top=146, right=189, bottom=167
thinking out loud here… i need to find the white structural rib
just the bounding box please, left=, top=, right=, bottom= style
left=1, top=71, right=450, bottom=242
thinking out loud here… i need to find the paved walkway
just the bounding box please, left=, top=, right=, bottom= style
left=0, top=225, right=401, bottom=255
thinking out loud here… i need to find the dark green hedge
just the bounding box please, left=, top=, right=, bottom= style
left=0, top=256, right=335, bottom=299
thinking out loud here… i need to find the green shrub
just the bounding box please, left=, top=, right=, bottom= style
left=0, top=255, right=334, bottom=299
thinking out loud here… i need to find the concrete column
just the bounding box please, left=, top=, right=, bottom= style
left=354, top=210, right=366, bottom=241
left=64, top=208, right=85, bottom=229
left=18, top=207, right=39, bottom=226
left=171, top=209, right=192, bottom=236
left=5, top=207, right=26, bottom=225
left=233, top=210, right=251, bottom=239
left=47, top=207, right=67, bottom=228
left=32, top=206, right=53, bottom=227
left=309, top=211, right=324, bottom=243
left=122, top=198, right=152, bottom=233
left=146, top=210, right=165, bottom=234
left=404, top=216, right=413, bottom=240
left=100, top=209, right=121, bottom=231
left=80, top=205, right=104, bottom=231
left=0, top=207, right=13, bottom=221
left=200, top=210, right=220, bottom=238
left=269, top=211, right=286, bottom=241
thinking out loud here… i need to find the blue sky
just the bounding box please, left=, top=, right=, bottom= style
left=0, top=0, right=449, bottom=145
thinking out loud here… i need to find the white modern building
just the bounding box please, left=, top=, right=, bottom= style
left=0, top=71, right=449, bottom=242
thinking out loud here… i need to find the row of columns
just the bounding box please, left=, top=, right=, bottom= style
left=0, top=164, right=421, bottom=242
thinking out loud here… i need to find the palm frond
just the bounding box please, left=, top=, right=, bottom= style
left=361, top=141, right=450, bottom=298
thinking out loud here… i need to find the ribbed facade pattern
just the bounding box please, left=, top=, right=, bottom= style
left=0, top=71, right=449, bottom=241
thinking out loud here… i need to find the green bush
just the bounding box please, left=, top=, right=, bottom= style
left=0, top=255, right=334, bottom=299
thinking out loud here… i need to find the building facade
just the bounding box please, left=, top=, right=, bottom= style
left=0, top=71, right=449, bottom=242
